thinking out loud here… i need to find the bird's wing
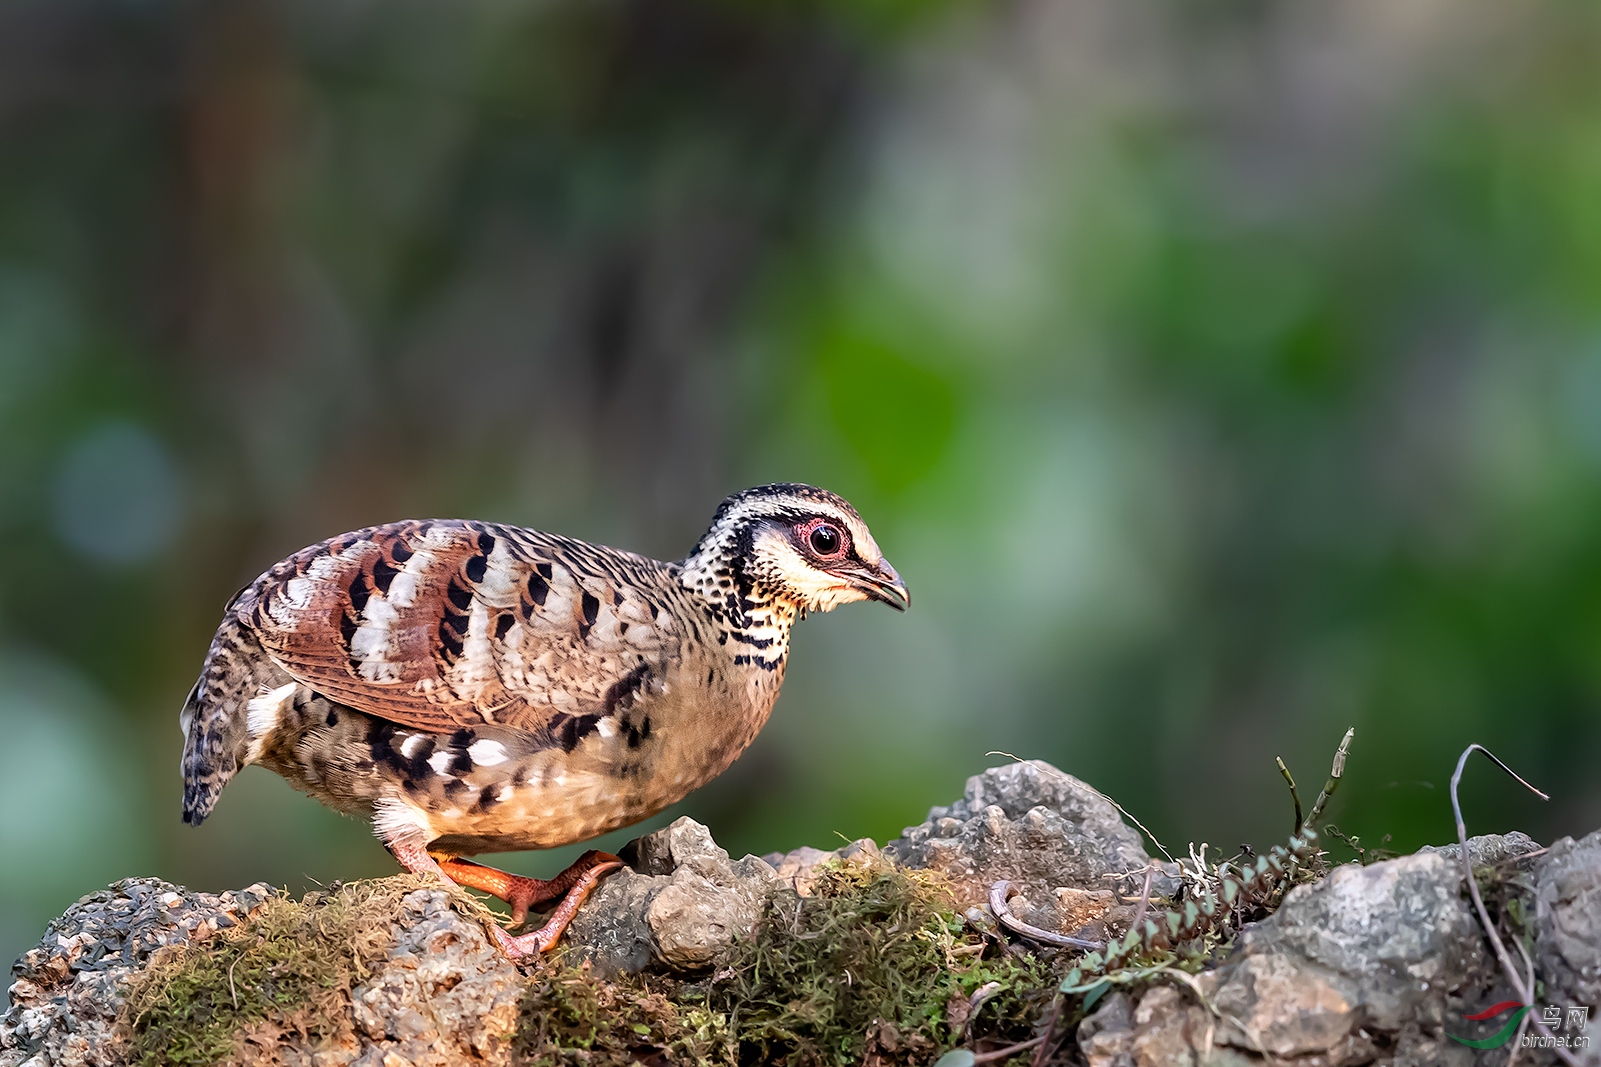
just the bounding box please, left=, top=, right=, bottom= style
left=237, top=520, right=682, bottom=737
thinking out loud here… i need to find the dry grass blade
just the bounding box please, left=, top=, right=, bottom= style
left=970, top=1033, right=1046, bottom=1063
left=1508, top=937, right=1537, bottom=1067
left=1129, top=867, right=1154, bottom=941
left=1448, top=743, right=1577, bottom=1067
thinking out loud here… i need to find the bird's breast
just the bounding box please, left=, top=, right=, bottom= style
left=306, top=650, right=782, bottom=855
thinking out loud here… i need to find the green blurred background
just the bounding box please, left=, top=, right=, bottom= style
left=5, top=0, right=1601, bottom=979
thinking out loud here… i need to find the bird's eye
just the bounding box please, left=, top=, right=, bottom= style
left=808, top=523, right=842, bottom=556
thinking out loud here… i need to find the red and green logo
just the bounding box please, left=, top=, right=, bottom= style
left=1449, top=1001, right=1531, bottom=1049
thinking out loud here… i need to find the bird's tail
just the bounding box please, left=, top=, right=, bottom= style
left=180, top=612, right=271, bottom=825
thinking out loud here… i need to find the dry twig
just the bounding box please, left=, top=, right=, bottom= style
left=1508, top=937, right=1537, bottom=1067
left=1449, top=743, right=1576, bottom=1067
left=1029, top=994, right=1067, bottom=1067
left=971, top=1033, right=1046, bottom=1063
left=1129, top=867, right=1154, bottom=942
left=988, top=881, right=1102, bottom=950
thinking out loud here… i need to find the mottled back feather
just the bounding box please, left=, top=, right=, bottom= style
left=235, top=520, right=683, bottom=737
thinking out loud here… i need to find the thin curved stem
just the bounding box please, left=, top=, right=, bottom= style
left=989, top=881, right=1103, bottom=950
left=1449, top=744, right=1576, bottom=1066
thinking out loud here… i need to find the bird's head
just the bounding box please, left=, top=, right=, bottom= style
left=682, top=483, right=909, bottom=617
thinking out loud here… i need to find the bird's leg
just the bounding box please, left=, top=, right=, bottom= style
left=386, top=840, right=624, bottom=959
left=485, top=857, right=626, bottom=959
left=387, top=838, right=456, bottom=883
left=435, top=850, right=625, bottom=926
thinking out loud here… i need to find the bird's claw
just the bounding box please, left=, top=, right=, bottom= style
left=492, top=924, right=550, bottom=960
left=490, top=859, right=626, bottom=959
left=506, top=886, right=537, bottom=927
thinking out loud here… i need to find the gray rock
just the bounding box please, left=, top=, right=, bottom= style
left=5, top=774, right=1593, bottom=1067
left=762, top=837, right=881, bottom=896
left=0, top=879, right=524, bottom=1067
left=1535, top=830, right=1601, bottom=1017
left=1078, top=990, right=1136, bottom=1067
left=883, top=760, right=1174, bottom=907
left=563, top=816, right=779, bottom=974
left=1418, top=830, right=1543, bottom=869
left=1, top=878, right=273, bottom=1067
left=344, top=889, right=523, bottom=1067
left=1207, top=850, right=1492, bottom=1058
left=560, top=864, right=662, bottom=975
left=1078, top=986, right=1258, bottom=1067
left=1077, top=835, right=1579, bottom=1066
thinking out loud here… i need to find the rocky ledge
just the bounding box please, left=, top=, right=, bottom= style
left=4, top=760, right=1598, bottom=1067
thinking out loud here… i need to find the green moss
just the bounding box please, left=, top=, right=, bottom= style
left=126, top=855, right=1311, bottom=1066
left=517, top=861, right=1059, bottom=1067
left=519, top=965, right=724, bottom=1065
left=122, top=875, right=500, bottom=1067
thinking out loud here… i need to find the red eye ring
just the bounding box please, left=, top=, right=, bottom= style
left=798, top=519, right=847, bottom=558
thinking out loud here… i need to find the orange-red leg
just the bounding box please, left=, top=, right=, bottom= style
left=436, top=850, right=623, bottom=926
left=385, top=841, right=624, bottom=959
left=487, top=859, right=625, bottom=959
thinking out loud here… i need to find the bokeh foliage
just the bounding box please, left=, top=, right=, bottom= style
left=3, top=0, right=1601, bottom=978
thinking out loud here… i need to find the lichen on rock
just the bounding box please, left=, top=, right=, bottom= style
left=2, top=880, right=274, bottom=1067
left=1536, top=830, right=1601, bottom=1020
left=882, top=759, right=1179, bottom=908
left=1076, top=831, right=1601, bottom=1067
left=561, top=816, right=779, bottom=975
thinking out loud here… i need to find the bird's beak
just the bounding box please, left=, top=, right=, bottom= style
left=849, top=559, right=910, bottom=612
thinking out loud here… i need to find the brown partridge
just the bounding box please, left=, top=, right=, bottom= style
left=179, top=484, right=907, bottom=957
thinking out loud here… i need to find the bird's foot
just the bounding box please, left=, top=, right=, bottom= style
left=487, top=859, right=626, bottom=959
left=387, top=840, right=625, bottom=955
left=436, top=850, right=624, bottom=927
